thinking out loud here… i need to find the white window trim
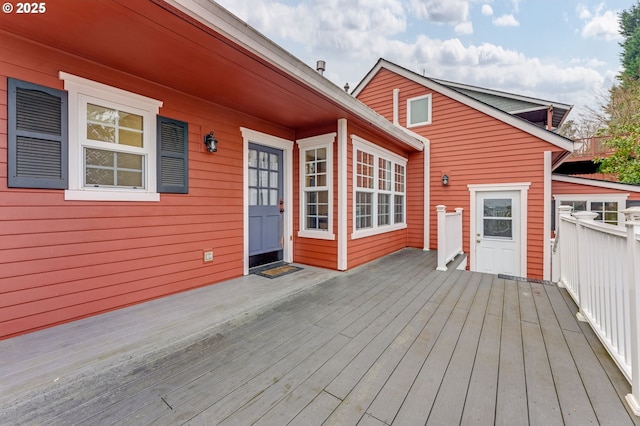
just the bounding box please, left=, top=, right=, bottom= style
left=407, top=94, right=432, bottom=128
left=297, top=133, right=336, bottom=240
left=554, top=193, right=629, bottom=227
left=351, top=135, right=407, bottom=240
left=60, top=72, right=162, bottom=202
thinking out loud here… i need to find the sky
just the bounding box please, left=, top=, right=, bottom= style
left=215, top=0, right=631, bottom=122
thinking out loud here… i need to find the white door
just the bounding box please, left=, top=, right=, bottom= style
left=475, top=191, right=521, bottom=275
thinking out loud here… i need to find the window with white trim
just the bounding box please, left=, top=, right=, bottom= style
left=297, top=133, right=335, bottom=240
left=352, top=136, right=407, bottom=239
left=554, top=194, right=628, bottom=227
left=61, top=72, right=163, bottom=201
left=407, top=94, right=432, bottom=127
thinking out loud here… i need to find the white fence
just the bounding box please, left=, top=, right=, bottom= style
left=436, top=205, right=463, bottom=271
left=556, top=205, right=640, bottom=415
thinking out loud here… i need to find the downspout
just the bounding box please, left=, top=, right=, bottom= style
left=547, top=105, right=553, bottom=131
left=393, top=88, right=400, bottom=125
left=424, top=138, right=430, bottom=250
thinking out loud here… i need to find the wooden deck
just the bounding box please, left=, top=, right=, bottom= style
left=1, top=248, right=638, bottom=425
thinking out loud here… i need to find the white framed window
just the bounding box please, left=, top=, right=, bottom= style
left=61, top=72, right=162, bottom=201
left=407, top=94, right=432, bottom=127
left=352, top=136, right=407, bottom=239
left=554, top=194, right=629, bottom=227
left=297, top=133, right=335, bottom=240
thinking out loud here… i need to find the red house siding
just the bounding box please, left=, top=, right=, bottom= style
left=358, top=69, right=566, bottom=279
left=0, top=31, right=298, bottom=338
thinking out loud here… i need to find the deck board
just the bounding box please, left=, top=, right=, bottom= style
left=0, top=248, right=636, bottom=426
left=532, top=282, right=600, bottom=425
left=495, top=279, right=528, bottom=426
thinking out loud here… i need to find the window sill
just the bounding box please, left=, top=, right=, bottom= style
left=351, top=223, right=407, bottom=240
left=65, top=189, right=160, bottom=202
left=297, top=230, right=336, bottom=240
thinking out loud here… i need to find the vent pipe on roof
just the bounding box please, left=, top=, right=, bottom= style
left=316, top=60, right=326, bottom=75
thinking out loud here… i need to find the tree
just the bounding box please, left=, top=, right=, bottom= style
left=620, top=2, right=640, bottom=79
left=595, top=76, right=640, bottom=183
left=592, top=4, right=640, bottom=183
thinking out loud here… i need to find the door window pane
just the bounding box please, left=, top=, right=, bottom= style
left=483, top=198, right=512, bottom=239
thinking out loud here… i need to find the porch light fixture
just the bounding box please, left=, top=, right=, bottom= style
left=204, top=131, right=218, bottom=153
left=442, top=174, right=449, bottom=186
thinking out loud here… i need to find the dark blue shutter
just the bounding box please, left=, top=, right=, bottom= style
left=7, top=78, right=68, bottom=189
left=157, top=116, right=188, bottom=194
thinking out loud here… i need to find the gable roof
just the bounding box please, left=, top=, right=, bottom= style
left=352, top=58, right=575, bottom=153
left=430, top=78, right=572, bottom=129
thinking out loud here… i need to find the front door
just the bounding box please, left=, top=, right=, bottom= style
left=475, top=191, right=521, bottom=275
left=248, top=143, right=284, bottom=267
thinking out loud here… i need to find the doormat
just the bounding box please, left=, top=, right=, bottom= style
left=498, top=274, right=554, bottom=286
left=252, top=262, right=303, bottom=279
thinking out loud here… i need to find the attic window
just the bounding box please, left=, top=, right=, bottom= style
left=407, top=94, right=432, bottom=127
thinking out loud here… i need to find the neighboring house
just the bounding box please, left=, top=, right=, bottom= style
left=0, top=1, right=429, bottom=338
left=353, top=59, right=575, bottom=281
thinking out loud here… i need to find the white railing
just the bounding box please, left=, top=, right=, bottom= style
left=436, top=205, right=463, bottom=271
left=556, top=205, right=640, bottom=416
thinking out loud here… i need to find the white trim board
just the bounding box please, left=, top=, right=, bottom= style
left=241, top=127, right=294, bottom=276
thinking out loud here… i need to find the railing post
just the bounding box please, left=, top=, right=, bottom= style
left=436, top=205, right=447, bottom=271
left=555, top=205, right=573, bottom=287
left=574, top=210, right=599, bottom=322
left=623, top=207, right=640, bottom=416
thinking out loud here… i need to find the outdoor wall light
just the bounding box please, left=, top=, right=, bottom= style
left=204, top=131, right=218, bottom=153
left=442, top=174, right=449, bottom=186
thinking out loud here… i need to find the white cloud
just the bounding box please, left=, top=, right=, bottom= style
left=481, top=4, right=493, bottom=16
left=216, top=0, right=614, bottom=119
left=409, top=0, right=469, bottom=24
left=570, top=57, right=607, bottom=68
left=578, top=5, right=621, bottom=41
left=577, top=4, right=592, bottom=20
left=455, top=21, right=474, bottom=35
left=492, top=14, right=519, bottom=27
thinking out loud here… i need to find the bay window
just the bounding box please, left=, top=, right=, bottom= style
left=352, top=136, right=407, bottom=239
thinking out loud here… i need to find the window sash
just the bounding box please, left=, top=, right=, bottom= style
left=353, top=145, right=406, bottom=232
left=407, top=94, right=432, bottom=127
left=297, top=134, right=335, bottom=239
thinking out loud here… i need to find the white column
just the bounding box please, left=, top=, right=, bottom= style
left=337, top=119, right=348, bottom=271
left=436, top=205, right=447, bottom=271
left=624, top=207, right=640, bottom=416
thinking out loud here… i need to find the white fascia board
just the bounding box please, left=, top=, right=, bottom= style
left=164, top=0, right=422, bottom=152
left=552, top=174, right=640, bottom=193
left=354, top=60, right=575, bottom=153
